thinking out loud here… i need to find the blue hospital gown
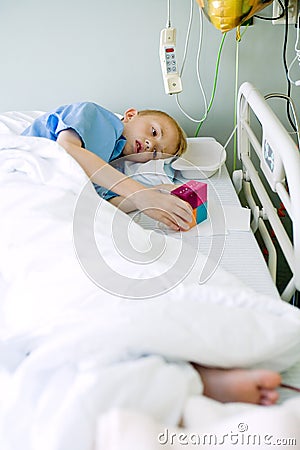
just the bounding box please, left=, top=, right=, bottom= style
left=22, top=102, right=126, bottom=200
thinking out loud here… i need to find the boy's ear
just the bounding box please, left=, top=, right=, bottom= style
left=123, top=108, right=138, bottom=122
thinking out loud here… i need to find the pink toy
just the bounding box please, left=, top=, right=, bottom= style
left=171, top=181, right=208, bottom=229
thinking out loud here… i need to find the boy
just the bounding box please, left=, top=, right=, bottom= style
left=22, top=102, right=192, bottom=231
left=21, top=102, right=284, bottom=405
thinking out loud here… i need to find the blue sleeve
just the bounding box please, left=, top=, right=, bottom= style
left=45, top=102, right=124, bottom=162
left=22, top=102, right=126, bottom=201
left=92, top=184, right=118, bottom=201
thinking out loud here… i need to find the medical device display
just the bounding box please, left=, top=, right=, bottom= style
left=159, top=27, right=183, bottom=95
left=261, top=138, right=285, bottom=191
left=171, top=180, right=207, bottom=229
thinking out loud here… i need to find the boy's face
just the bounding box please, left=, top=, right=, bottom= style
left=121, top=109, right=179, bottom=163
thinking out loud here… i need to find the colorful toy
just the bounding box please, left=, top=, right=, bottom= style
left=171, top=180, right=208, bottom=230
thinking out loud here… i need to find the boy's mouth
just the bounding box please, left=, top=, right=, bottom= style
left=135, top=140, right=143, bottom=153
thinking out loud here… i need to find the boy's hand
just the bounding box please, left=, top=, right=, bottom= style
left=154, top=183, right=177, bottom=194
left=131, top=188, right=193, bottom=231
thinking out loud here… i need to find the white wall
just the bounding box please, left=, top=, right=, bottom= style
left=0, top=0, right=299, bottom=170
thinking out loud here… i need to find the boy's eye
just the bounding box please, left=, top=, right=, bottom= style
left=152, top=127, right=157, bottom=137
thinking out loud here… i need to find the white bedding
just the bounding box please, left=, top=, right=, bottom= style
left=1, top=134, right=300, bottom=450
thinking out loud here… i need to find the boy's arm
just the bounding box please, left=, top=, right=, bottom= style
left=108, top=184, right=176, bottom=213
left=57, top=129, right=192, bottom=231
left=108, top=195, right=136, bottom=213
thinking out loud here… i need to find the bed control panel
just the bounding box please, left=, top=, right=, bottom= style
left=159, top=27, right=183, bottom=95
left=261, top=137, right=284, bottom=191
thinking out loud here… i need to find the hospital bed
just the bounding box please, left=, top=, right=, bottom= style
left=129, top=81, right=300, bottom=302
left=1, top=83, right=300, bottom=450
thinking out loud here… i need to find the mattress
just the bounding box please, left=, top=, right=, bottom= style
left=130, top=164, right=279, bottom=299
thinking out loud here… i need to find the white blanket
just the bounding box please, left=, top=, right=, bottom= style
left=1, top=134, right=300, bottom=450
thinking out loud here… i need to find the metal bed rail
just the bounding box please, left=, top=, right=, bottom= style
left=235, top=82, right=300, bottom=302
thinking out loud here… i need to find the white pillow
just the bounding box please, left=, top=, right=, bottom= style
left=0, top=111, right=44, bottom=135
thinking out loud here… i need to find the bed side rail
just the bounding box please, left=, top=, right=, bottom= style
left=235, top=82, right=300, bottom=302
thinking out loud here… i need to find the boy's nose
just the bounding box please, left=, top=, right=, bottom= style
left=145, top=139, right=152, bottom=151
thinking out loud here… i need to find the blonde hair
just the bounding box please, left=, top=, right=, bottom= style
left=137, top=109, right=187, bottom=157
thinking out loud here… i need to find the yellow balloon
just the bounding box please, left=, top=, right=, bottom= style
left=196, top=0, right=274, bottom=32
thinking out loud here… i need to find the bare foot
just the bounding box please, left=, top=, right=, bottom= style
left=191, top=363, right=282, bottom=406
